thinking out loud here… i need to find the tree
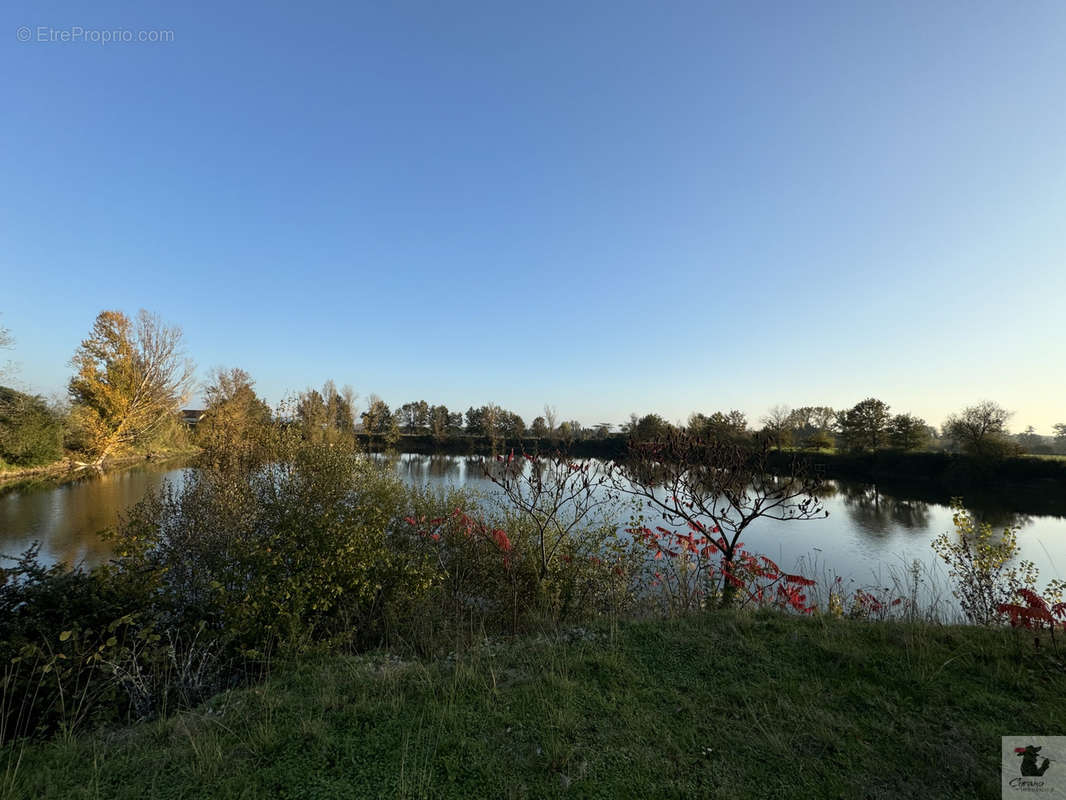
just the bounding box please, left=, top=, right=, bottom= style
left=543, top=404, right=558, bottom=440
left=759, top=405, right=793, bottom=448
left=0, top=386, right=67, bottom=466
left=198, top=367, right=273, bottom=468
left=607, top=429, right=826, bottom=607
left=398, top=400, right=430, bottom=433
left=465, top=406, right=484, bottom=436
left=787, top=406, right=835, bottom=448
left=689, top=410, right=749, bottom=443
left=361, top=396, right=392, bottom=435
left=943, top=401, right=1016, bottom=458
left=428, top=404, right=452, bottom=443
left=322, top=380, right=356, bottom=434
left=68, top=310, right=195, bottom=465
left=296, top=389, right=329, bottom=440
left=624, top=413, right=672, bottom=443
left=1054, top=423, right=1066, bottom=454
left=500, top=411, right=526, bottom=439
left=836, top=398, right=892, bottom=452
left=1015, top=426, right=1047, bottom=454
left=887, top=413, right=930, bottom=452
left=530, top=416, right=549, bottom=438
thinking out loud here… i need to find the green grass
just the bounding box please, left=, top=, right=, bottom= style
left=3, top=611, right=1063, bottom=799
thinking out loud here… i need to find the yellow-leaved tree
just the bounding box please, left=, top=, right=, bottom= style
left=68, top=310, right=195, bottom=465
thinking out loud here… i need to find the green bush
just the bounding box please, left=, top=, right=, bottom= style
left=0, top=387, right=66, bottom=466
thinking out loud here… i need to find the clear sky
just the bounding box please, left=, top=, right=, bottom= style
left=2, top=1, right=1064, bottom=432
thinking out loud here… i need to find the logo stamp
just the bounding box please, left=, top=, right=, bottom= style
left=1003, top=737, right=1066, bottom=796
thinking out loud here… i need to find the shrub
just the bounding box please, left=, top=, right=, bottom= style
left=0, top=387, right=66, bottom=466
left=931, top=499, right=1038, bottom=625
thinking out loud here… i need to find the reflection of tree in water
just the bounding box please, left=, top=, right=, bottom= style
left=425, top=456, right=460, bottom=481
left=965, top=507, right=1032, bottom=533
left=837, top=482, right=931, bottom=535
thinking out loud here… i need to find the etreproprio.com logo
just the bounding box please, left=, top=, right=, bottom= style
left=16, top=26, right=174, bottom=44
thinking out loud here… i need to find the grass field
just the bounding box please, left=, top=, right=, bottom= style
left=3, top=610, right=1063, bottom=799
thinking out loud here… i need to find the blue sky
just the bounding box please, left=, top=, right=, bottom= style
left=2, top=1, right=1064, bottom=432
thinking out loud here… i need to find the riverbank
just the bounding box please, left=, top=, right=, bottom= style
left=0, top=448, right=200, bottom=495
left=3, top=610, right=1060, bottom=799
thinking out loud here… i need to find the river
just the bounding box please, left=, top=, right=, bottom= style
left=2, top=454, right=1063, bottom=612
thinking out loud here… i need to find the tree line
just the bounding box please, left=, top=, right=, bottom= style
left=2, top=309, right=1064, bottom=470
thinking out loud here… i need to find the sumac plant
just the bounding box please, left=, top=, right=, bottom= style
left=997, top=588, right=1066, bottom=647
left=608, top=429, right=827, bottom=607
left=629, top=523, right=817, bottom=615
left=401, top=509, right=531, bottom=635
left=480, top=452, right=618, bottom=581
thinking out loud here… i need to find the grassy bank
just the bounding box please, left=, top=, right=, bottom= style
left=4, top=611, right=1061, bottom=799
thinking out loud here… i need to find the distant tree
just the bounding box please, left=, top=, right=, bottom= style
left=625, top=413, right=672, bottom=443
left=530, top=416, right=549, bottom=438
left=836, top=398, right=892, bottom=452
left=296, top=389, right=328, bottom=439
left=322, top=380, right=356, bottom=434
left=543, top=404, right=558, bottom=440
left=887, top=413, right=930, bottom=452
left=690, top=410, right=749, bottom=442
left=68, top=310, right=195, bottom=465
left=464, top=406, right=483, bottom=436
left=943, top=401, right=1017, bottom=458
left=447, top=410, right=464, bottom=435
left=1014, top=425, right=1048, bottom=454
left=398, top=400, right=430, bottom=433
left=787, top=406, right=835, bottom=448
left=198, top=367, right=273, bottom=467
left=361, top=396, right=392, bottom=436
left=482, top=404, right=503, bottom=440
left=593, top=422, right=612, bottom=440
left=428, top=404, right=451, bottom=443
left=804, top=429, right=834, bottom=450
left=1054, top=423, right=1066, bottom=454
left=340, top=385, right=358, bottom=430
left=759, top=405, right=793, bottom=448
left=500, top=411, right=525, bottom=439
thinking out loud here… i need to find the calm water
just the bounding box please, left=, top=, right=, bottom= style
left=2, top=455, right=1064, bottom=599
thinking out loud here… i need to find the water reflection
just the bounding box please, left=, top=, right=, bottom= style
left=0, top=460, right=194, bottom=567
left=2, top=455, right=1064, bottom=589
left=836, top=482, right=931, bottom=534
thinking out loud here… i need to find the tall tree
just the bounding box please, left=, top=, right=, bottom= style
left=759, top=405, right=793, bottom=448
left=68, top=310, right=195, bottom=465
left=428, top=404, right=452, bottom=443
left=690, top=410, right=749, bottom=442
left=887, top=413, right=930, bottom=451
left=543, top=404, right=558, bottom=439
left=943, top=401, right=1015, bottom=458
left=198, top=367, right=273, bottom=467
left=296, top=389, right=329, bottom=440
left=361, top=395, right=392, bottom=435
left=836, top=398, right=892, bottom=452
left=398, top=400, right=430, bottom=433
left=321, top=380, right=355, bottom=434
left=624, top=413, right=672, bottom=442
left=530, top=416, right=549, bottom=438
